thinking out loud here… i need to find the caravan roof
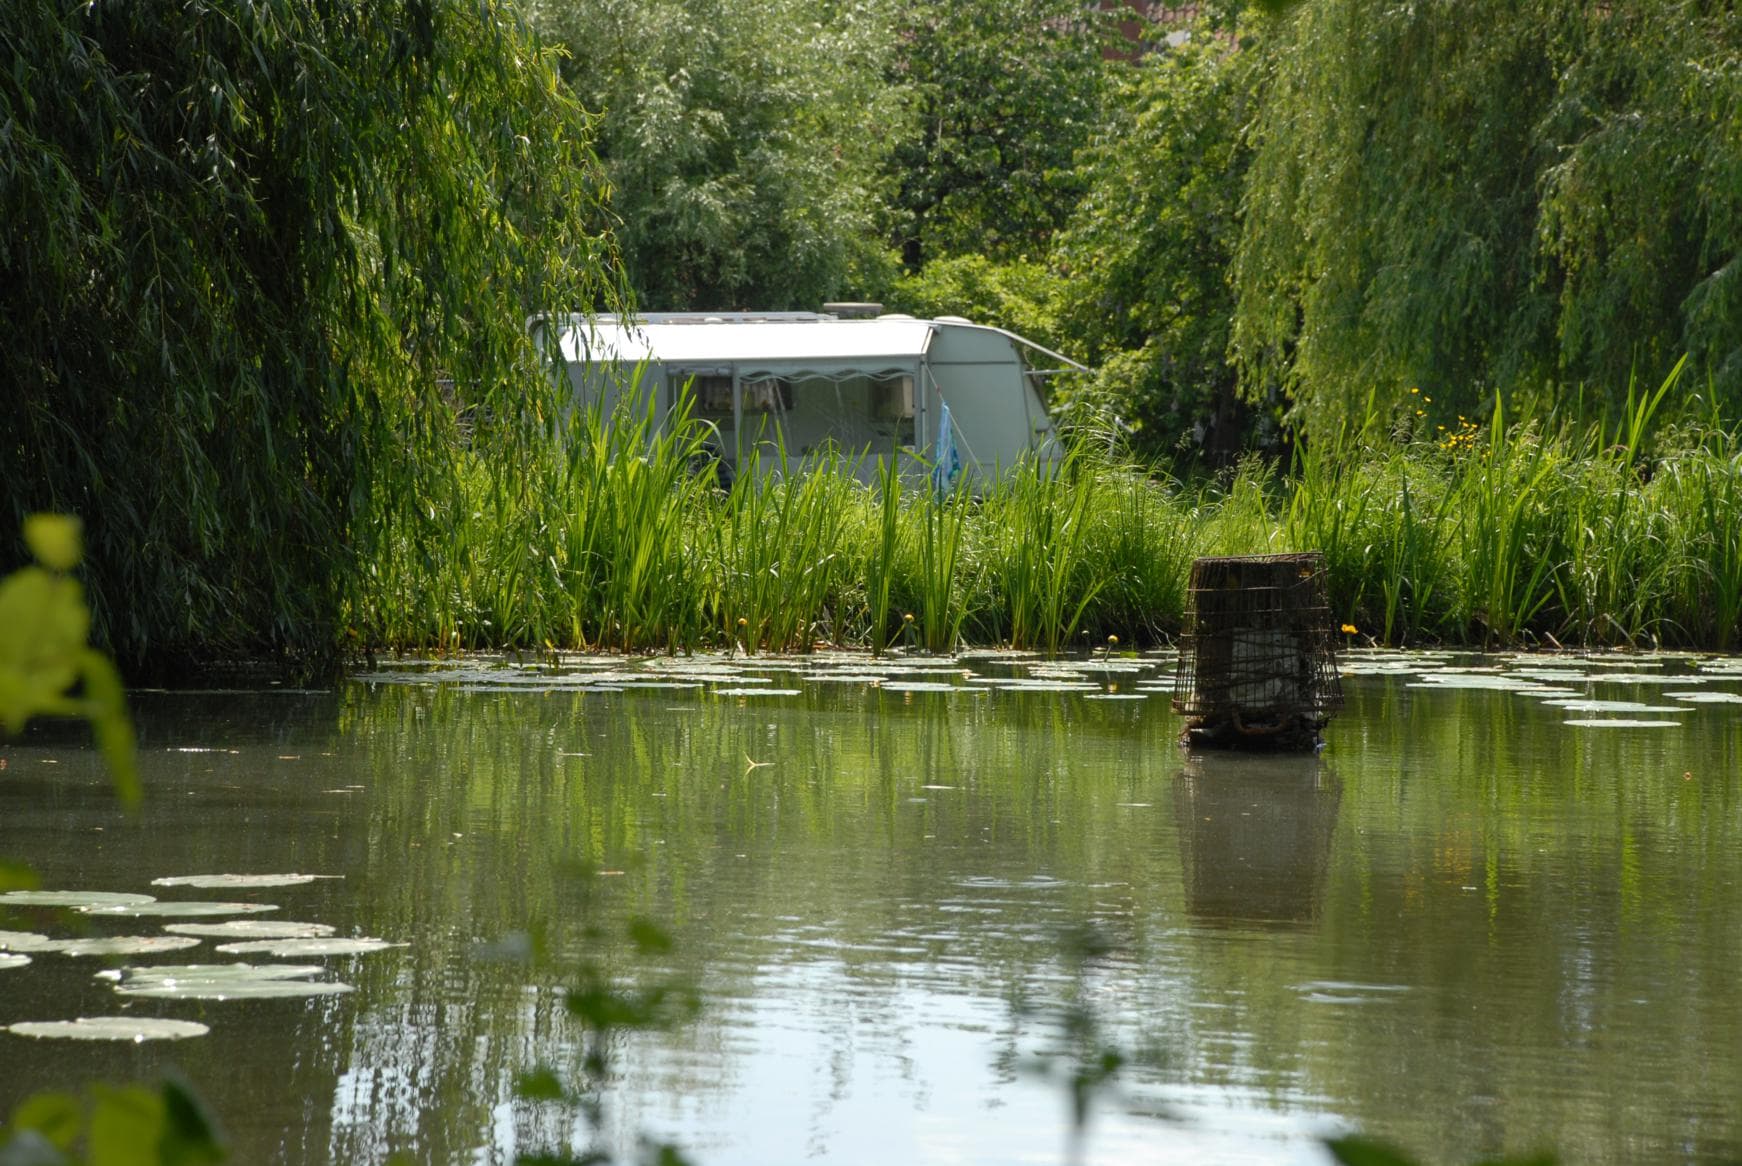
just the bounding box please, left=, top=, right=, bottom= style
left=552, top=316, right=936, bottom=370
left=543, top=313, right=1087, bottom=376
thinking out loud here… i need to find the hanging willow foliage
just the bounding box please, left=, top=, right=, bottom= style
left=1, top=0, right=624, bottom=677
left=1232, top=0, right=1742, bottom=433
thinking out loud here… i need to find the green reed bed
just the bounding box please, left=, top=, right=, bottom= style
left=352, top=386, right=1742, bottom=656
left=703, top=443, right=859, bottom=653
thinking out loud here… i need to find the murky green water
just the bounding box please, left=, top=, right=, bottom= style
left=4, top=651, right=1741, bottom=1165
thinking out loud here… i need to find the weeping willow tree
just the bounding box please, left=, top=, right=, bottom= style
left=1232, top=0, right=1742, bottom=434
left=1, top=0, right=623, bottom=677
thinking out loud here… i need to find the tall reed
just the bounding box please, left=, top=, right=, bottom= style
left=353, top=373, right=1742, bottom=657
left=863, top=455, right=904, bottom=654
left=554, top=400, right=711, bottom=652
left=702, top=441, right=857, bottom=653
left=983, top=445, right=1105, bottom=653
left=907, top=484, right=973, bottom=653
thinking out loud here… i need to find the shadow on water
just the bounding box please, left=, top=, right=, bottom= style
left=1172, top=751, right=1341, bottom=927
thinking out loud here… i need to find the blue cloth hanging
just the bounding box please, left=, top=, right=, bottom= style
left=932, top=399, right=962, bottom=495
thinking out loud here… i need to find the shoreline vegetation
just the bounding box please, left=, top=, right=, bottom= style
left=351, top=362, right=1742, bottom=661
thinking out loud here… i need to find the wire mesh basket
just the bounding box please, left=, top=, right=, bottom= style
left=1172, top=552, right=1343, bottom=749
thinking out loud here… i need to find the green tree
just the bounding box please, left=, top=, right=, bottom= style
left=1053, top=16, right=1264, bottom=467
left=1, top=0, right=622, bottom=677
left=1232, top=0, right=1742, bottom=435
left=886, top=253, right=1061, bottom=347
left=886, top=0, right=1111, bottom=268
left=534, top=0, right=906, bottom=311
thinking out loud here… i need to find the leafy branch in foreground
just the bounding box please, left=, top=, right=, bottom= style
left=0, top=515, right=137, bottom=806
left=1, top=1079, right=225, bottom=1166
left=0, top=516, right=217, bottom=1164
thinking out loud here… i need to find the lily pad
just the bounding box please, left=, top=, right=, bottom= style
left=99, top=963, right=353, bottom=1000
left=0, top=930, right=60, bottom=952
left=603, top=681, right=704, bottom=690
left=43, top=936, right=204, bottom=957
left=968, top=675, right=1086, bottom=687
left=164, top=920, right=336, bottom=940
left=150, top=874, right=337, bottom=889
left=1409, top=674, right=1559, bottom=692
left=1544, top=700, right=1687, bottom=714
left=1667, top=691, right=1742, bottom=704
left=0, top=891, right=156, bottom=909
left=81, top=901, right=279, bottom=918
left=0, top=953, right=29, bottom=970
left=212, top=937, right=404, bottom=957
left=711, top=687, right=803, bottom=696
left=1586, top=673, right=1704, bottom=685
left=1562, top=719, right=1682, bottom=728
left=881, top=682, right=967, bottom=693
left=1506, top=669, right=1595, bottom=682
left=7, top=1017, right=210, bottom=1042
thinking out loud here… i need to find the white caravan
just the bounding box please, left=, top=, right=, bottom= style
left=533, top=310, right=1081, bottom=486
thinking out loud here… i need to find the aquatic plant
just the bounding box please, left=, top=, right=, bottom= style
left=703, top=440, right=857, bottom=653
left=343, top=381, right=1742, bottom=656
left=985, top=445, right=1107, bottom=652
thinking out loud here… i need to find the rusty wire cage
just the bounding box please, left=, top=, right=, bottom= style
left=1172, top=552, right=1344, bottom=749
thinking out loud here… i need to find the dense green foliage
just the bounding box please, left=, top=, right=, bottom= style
left=1052, top=19, right=1261, bottom=465
left=1, top=0, right=621, bottom=675
left=1234, top=0, right=1742, bottom=429
left=884, top=0, right=1109, bottom=267
left=6, top=0, right=1741, bottom=665
left=532, top=0, right=905, bottom=310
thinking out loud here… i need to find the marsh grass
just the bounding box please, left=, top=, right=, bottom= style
left=864, top=455, right=904, bottom=654
left=707, top=442, right=858, bottom=653
left=907, top=485, right=973, bottom=653
left=353, top=367, right=1742, bottom=656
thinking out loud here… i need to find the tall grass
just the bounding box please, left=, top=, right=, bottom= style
left=983, top=445, right=1105, bottom=653
left=352, top=369, right=1742, bottom=657
left=907, top=485, right=973, bottom=653
left=863, top=455, right=904, bottom=654
left=704, top=441, right=857, bottom=653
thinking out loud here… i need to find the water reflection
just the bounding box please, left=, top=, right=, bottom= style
left=8, top=655, right=1742, bottom=1165
left=1173, top=753, right=1341, bottom=927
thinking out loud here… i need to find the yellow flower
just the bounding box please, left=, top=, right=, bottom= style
left=1340, top=623, right=1359, bottom=636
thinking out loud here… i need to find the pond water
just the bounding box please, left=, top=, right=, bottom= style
left=3, top=650, right=1741, bottom=1165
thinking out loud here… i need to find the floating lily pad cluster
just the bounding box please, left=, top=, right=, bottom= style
left=358, top=645, right=1742, bottom=733
left=360, top=647, right=1185, bottom=705
left=1347, top=648, right=1742, bottom=730
left=0, top=873, right=400, bottom=1043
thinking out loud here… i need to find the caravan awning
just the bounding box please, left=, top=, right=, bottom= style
left=553, top=317, right=937, bottom=371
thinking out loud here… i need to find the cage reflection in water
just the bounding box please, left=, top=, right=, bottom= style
left=1172, top=552, right=1343, bottom=751
left=1172, top=753, right=1342, bottom=926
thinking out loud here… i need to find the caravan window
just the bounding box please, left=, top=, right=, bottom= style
left=672, top=374, right=792, bottom=419
left=674, top=374, right=735, bottom=418
left=742, top=378, right=794, bottom=413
